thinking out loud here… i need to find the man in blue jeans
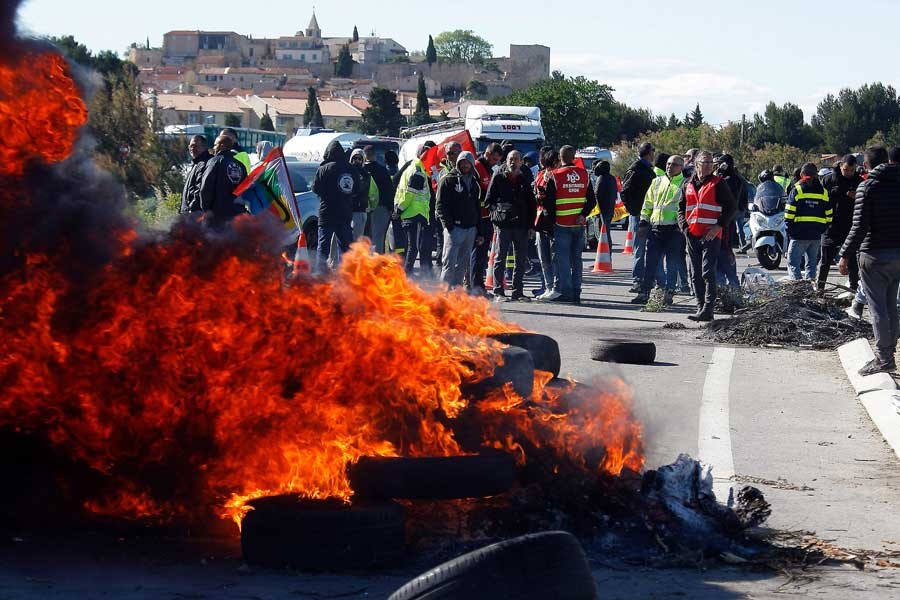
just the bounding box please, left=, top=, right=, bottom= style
left=786, top=163, right=831, bottom=281
left=839, top=146, right=900, bottom=375
left=632, top=155, right=685, bottom=306
left=543, top=145, right=596, bottom=304
left=311, top=140, right=357, bottom=273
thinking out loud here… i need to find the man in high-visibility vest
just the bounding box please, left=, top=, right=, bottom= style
left=394, top=145, right=433, bottom=275
left=773, top=165, right=793, bottom=193
left=677, top=150, right=737, bottom=322
left=786, top=163, right=832, bottom=281
left=632, top=155, right=685, bottom=307
left=542, top=145, right=597, bottom=304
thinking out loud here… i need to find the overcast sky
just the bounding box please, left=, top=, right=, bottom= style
left=16, top=0, right=898, bottom=124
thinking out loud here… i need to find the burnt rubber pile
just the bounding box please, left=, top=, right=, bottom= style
left=704, top=280, right=872, bottom=350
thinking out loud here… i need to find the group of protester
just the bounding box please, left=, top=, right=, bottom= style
left=179, top=128, right=252, bottom=226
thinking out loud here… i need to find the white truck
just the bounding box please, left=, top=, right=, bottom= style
left=398, top=105, right=545, bottom=162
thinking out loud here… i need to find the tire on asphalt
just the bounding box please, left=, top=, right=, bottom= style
left=349, top=453, right=516, bottom=501
left=589, top=339, right=657, bottom=365
left=240, top=497, right=404, bottom=570
left=755, top=246, right=781, bottom=270
left=462, top=346, right=535, bottom=399
left=387, top=531, right=598, bottom=600
left=489, top=332, right=561, bottom=378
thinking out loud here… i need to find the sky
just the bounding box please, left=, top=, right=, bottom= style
left=15, top=0, right=900, bottom=125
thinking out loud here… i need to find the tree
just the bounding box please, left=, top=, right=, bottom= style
left=412, top=72, right=433, bottom=126
left=224, top=113, right=241, bottom=127
left=352, top=26, right=359, bottom=43
left=425, top=35, right=437, bottom=66
left=334, top=44, right=355, bottom=77
left=688, top=103, right=704, bottom=128
left=747, top=102, right=820, bottom=150
left=492, top=73, right=618, bottom=147
left=466, top=79, right=488, bottom=99
left=361, top=87, right=404, bottom=136
left=812, top=83, right=900, bottom=154
left=303, top=87, right=324, bottom=127
left=433, top=30, right=493, bottom=65
left=666, top=113, right=682, bottom=129
left=259, top=113, right=275, bottom=131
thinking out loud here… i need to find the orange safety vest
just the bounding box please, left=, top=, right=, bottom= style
left=684, top=175, right=724, bottom=239
left=552, top=165, right=589, bottom=227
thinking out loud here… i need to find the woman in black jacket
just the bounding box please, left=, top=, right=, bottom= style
left=593, top=160, right=618, bottom=252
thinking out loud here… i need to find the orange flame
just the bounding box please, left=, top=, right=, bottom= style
left=0, top=49, right=644, bottom=532
left=0, top=51, right=87, bottom=176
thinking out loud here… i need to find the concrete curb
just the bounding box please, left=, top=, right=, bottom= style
left=837, top=338, right=896, bottom=395
left=858, top=390, right=900, bottom=462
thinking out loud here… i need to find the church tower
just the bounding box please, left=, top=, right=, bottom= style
left=306, top=11, right=321, bottom=39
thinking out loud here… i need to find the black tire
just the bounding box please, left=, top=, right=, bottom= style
left=590, top=339, right=656, bottom=365
left=241, top=497, right=404, bottom=570
left=349, top=453, right=516, bottom=501
left=755, top=246, right=781, bottom=270
left=388, top=531, right=598, bottom=600
left=462, top=346, right=534, bottom=399
left=489, top=332, right=561, bottom=378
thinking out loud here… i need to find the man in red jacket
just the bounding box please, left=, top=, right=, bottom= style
left=468, top=143, right=504, bottom=294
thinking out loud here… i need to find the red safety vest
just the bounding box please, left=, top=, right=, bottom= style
left=474, top=159, right=492, bottom=219
left=552, top=165, right=589, bottom=227
left=684, top=176, right=724, bottom=239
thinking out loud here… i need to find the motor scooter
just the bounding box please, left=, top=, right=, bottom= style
left=748, top=180, right=787, bottom=270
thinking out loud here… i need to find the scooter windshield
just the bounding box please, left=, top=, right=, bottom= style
left=754, top=181, right=785, bottom=215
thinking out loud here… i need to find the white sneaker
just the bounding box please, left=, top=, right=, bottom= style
left=542, top=290, right=562, bottom=301
left=494, top=294, right=510, bottom=303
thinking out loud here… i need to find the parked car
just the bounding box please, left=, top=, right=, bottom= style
left=285, top=157, right=321, bottom=252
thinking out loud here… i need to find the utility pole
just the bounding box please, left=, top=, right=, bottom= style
left=740, top=114, right=746, bottom=146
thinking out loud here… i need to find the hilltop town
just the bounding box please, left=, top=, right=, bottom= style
left=131, top=11, right=550, bottom=133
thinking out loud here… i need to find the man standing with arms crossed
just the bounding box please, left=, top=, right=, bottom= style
left=677, top=151, right=737, bottom=321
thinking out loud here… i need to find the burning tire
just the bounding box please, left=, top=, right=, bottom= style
left=387, top=531, right=598, bottom=600
left=349, top=453, right=516, bottom=501
left=589, top=339, right=656, bottom=365
left=462, top=346, right=534, bottom=399
left=240, top=496, right=404, bottom=570
left=489, top=332, right=561, bottom=378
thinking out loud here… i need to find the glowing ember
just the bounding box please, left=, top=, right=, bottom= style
left=0, top=51, right=87, bottom=177
left=0, top=47, right=644, bottom=533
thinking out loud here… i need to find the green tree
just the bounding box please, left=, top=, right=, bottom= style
left=352, top=26, right=359, bottom=43
left=425, top=35, right=437, bottom=66
left=303, top=87, right=324, bottom=127
left=334, top=44, right=355, bottom=77
left=412, top=72, right=433, bottom=126
left=433, top=30, right=493, bottom=64
left=688, top=103, right=704, bottom=128
left=615, top=104, right=664, bottom=140
left=666, top=113, right=682, bottom=129
left=466, top=79, right=488, bottom=99
left=492, top=72, right=618, bottom=147
left=224, top=113, right=241, bottom=127
left=812, top=83, right=900, bottom=154
left=259, top=113, right=275, bottom=131
left=361, top=87, right=404, bottom=136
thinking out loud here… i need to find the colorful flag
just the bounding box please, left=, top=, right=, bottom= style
left=420, top=130, right=477, bottom=189
left=233, top=147, right=302, bottom=231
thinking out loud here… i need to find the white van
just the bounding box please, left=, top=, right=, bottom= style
left=398, top=105, right=545, bottom=163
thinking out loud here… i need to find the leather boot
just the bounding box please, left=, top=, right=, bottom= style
left=696, top=303, right=716, bottom=322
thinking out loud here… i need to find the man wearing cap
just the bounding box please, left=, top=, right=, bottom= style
left=436, top=151, right=482, bottom=288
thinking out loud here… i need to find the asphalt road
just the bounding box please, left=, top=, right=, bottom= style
left=2, top=230, right=899, bottom=599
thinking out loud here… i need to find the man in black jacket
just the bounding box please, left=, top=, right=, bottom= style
left=485, top=151, right=537, bottom=301
left=818, top=154, right=864, bottom=292
left=199, top=134, right=247, bottom=226
left=312, top=140, right=357, bottom=273
left=180, top=135, right=211, bottom=214
left=621, top=142, right=657, bottom=291
left=363, top=145, right=394, bottom=254
left=436, top=151, right=482, bottom=288
left=839, top=146, right=900, bottom=375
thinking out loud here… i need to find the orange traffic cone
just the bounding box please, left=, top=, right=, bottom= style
left=290, top=230, right=312, bottom=278
left=592, top=223, right=613, bottom=273
left=484, top=231, right=498, bottom=289
left=622, top=226, right=635, bottom=255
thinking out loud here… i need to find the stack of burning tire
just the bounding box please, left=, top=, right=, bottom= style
left=240, top=333, right=601, bottom=597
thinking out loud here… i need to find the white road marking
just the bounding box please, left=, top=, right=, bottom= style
left=698, top=347, right=736, bottom=504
